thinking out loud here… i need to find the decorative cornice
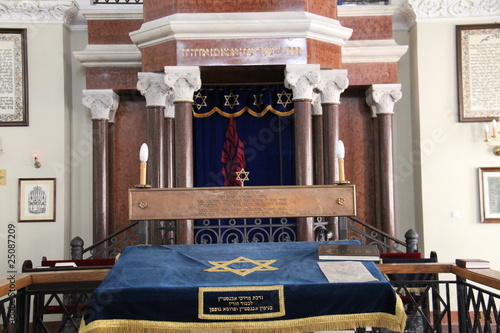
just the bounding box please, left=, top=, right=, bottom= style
left=342, top=39, right=408, bottom=64
left=0, top=1, right=78, bottom=26
left=79, top=4, right=143, bottom=21
left=337, top=4, right=400, bottom=17
left=130, top=12, right=352, bottom=49
left=73, top=44, right=142, bottom=68
left=284, top=64, right=321, bottom=101
left=401, top=0, right=500, bottom=26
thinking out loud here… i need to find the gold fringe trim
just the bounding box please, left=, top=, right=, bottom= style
left=79, top=297, right=406, bottom=333
left=192, top=106, right=294, bottom=118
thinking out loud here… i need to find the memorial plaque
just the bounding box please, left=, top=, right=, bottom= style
left=129, top=185, right=356, bottom=221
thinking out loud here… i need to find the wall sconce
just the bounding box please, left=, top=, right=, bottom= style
left=34, top=154, right=41, bottom=168
left=484, top=119, right=500, bottom=156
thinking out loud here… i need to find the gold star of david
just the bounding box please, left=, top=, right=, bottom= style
left=194, top=91, right=207, bottom=110
left=253, top=93, right=263, bottom=108
left=224, top=91, right=240, bottom=110
left=205, top=256, right=278, bottom=276
left=277, top=90, right=292, bottom=108
left=235, top=168, right=249, bottom=187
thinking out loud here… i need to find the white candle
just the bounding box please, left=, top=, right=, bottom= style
left=485, top=124, right=490, bottom=142
left=139, top=143, right=148, bottom=185
left=337, top=140, right=345, bottom=182
left=493, top=120, right=497, bottom=138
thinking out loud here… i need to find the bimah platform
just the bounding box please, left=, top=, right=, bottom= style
left=80, top=241, right=405, bottom=332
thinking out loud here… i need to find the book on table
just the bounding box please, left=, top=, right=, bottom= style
left=455, top=258, right=490, bottom=269
left=318, top=244, right=380, bottom=261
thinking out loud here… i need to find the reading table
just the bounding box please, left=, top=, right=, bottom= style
left=80, top=241, right=405, bottom=332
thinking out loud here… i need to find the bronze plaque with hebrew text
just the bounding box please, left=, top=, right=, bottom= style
left=129, top=185, right=355, bottom=221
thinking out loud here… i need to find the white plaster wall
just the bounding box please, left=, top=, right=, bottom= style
left=410, top=18, right=500, bottom=270
left=68, top=29, right=93, bottom=251
left=0, top=24, right=72, bottom=276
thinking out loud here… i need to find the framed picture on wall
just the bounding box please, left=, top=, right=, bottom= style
left=456, top=24, right=500, bottom=122
left=0, top=29, right=29, bottom=126
left=479, top=167, right=500, bottom=223
left=18, top=178, right=56, bottom=222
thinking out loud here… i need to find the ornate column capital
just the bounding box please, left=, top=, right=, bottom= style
left=164, top=90, right=175, bottom=118
left=0, top=1, right=78, bottom=26
left=82, top=89, right=119, bottom=120
left=284, top=64, right=320, bottom=101
left=137, top=72, right=169, bottom=107
left=164, top=66, right=201, bottom=103
left=316, top=69, right=349, bottom=104
left=312, top=92, right=322, bottom=116
left=365, top=84, right=402, bottom=118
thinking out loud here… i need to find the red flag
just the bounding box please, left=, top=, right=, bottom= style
left=221, top=118, right=246, bottom=186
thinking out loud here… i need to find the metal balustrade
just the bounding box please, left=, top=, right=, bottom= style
left=2, top=264, right=500, bottom=332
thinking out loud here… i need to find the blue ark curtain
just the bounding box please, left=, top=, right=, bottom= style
left=192, top=85, right=296, bottom=243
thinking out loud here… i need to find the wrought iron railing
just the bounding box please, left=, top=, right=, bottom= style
left=71, top=216, right=419, bottom=259
left=3, top=264, right=500, bottom=332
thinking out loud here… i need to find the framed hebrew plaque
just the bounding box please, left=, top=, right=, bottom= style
left=0, top=29, right=28, bottom=126
left=479, top=167, right=500, bottom=223
left=18, top=178, right=56, bottom=222
left=457, top=24, right=500, bottom=122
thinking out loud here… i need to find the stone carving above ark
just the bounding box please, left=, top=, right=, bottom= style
left=0, top=1, right=78, bottom=26
left=401, top=0, right=500, bottom=26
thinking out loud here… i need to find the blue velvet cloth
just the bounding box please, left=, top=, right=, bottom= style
left=83, top=241, right=397, bottom=325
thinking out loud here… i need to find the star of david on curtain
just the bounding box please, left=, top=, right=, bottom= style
left=192, top=85, right=296, bottom=244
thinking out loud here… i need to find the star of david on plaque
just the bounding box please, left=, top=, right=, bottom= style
left=204, top=256, right=278, bottom=276
left=235, top=168, right=249, bottom=187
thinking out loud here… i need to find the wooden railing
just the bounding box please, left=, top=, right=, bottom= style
left=2, top=262, right=500, bottom=332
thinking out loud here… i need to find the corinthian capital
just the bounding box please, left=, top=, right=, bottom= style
left=137, top=72, right=169, bottom=107
left=164, top=66, right=201, bottom=102
left=316, top=69, right=349, bottom=104
left=365, top=84, right=402, bottom=118
left=82, top=89, right=119, bottom=120
left=284, top=64, right=320, bottom=101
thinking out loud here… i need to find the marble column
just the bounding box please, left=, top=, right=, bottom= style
left=82, top=89, right=119, bottom=251
left=284, top=64, right=320, bottom=241
left=312, top=93, right=324, bottom=186
left=316, top=69, right=349, bottom=185
left=366, top=84, right=402, bottom=238
left=164, top=66, right=201, bottom=245
left=316, top=69, right=349, bottom=239
left=137, top=72, right=169, bottom=244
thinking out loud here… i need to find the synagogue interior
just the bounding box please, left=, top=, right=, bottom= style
left=0, top=0, right=499, bottom=331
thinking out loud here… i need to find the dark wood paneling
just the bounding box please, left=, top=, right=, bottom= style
left=338, top=16, right=393, bottom=40
left=342, top=62, right=398, bottom=86
left=111, top=93, right=148, bottom=233
left=88, top=20, right=143, bottom=44
left=339, top=89, right=375, bottom=227
left=86, top=67, right=141, bottom=90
